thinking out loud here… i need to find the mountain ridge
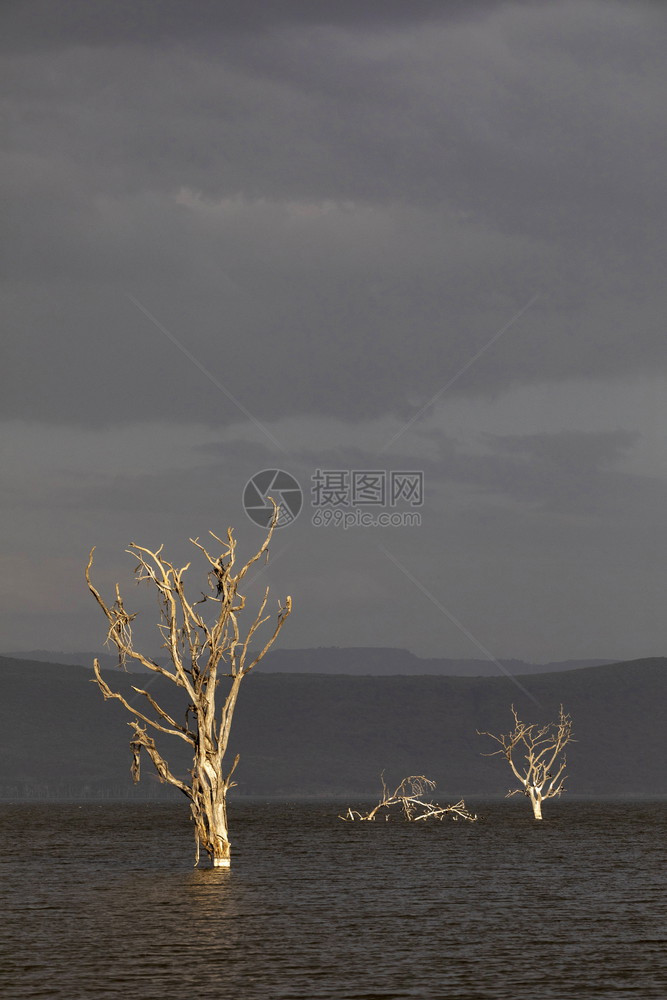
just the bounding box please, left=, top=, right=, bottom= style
left=3, top=647, right=616, bottom=677
left=1, top=654, right=664, bottom=799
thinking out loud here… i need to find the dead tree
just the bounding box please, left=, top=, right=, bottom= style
left=85, top=502, right=291, bottom=867
left=478, top=705, right=573, bottom=819
left=339, top=774, right=477, bottom=822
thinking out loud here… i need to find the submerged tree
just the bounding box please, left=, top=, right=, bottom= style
left=479, top=705, right=573, bottom=819
left=339, top=774, right=477, bottom=822
left=86, top=503, right=291, bottom=867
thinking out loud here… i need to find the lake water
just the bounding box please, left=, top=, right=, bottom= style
left=1, top=801, right=665, bottom=999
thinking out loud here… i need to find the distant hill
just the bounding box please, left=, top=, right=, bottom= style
left=1, top=654, right=664, bottom=800
left=255, top=647, right=615, bottom=676
left=3, top=647, right=615, bottom=676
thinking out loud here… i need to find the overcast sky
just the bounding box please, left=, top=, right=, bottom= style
left=2, top=0, right=666, bottom=664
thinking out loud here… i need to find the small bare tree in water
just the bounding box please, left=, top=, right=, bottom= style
left=86, top=503, right=291, bottom=867
left=339, top=774, right=477, bottom=823
left=479, top=705, right=573, bottom=820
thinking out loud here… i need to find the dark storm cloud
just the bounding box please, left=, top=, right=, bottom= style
left=443, top=427, right=658, bottom=515
left=3, top=0, right=667, bottom=664
left=5, top=419, right=649, bottom=524
left=488, top=428, right=638, bottom=472
left=0, top=0, right=510, bottom=52
left=6, top=0, right=665, bottom=214
left=3, top=0, right=666, bottom=430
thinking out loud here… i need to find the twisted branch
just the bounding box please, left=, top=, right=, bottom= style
left=340, top=774, right=477, bottom=823
left=478, top=705, right=574, bottom=815
left=86, top=499, right=292, bottom=864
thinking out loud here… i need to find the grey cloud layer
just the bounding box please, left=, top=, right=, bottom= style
left=3, top=1, right=667, bottom=661
left=0, top=1, right=506, bottom=52
left=2, top=0, right=666, bottom=428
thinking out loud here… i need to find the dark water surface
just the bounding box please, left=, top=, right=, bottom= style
left=1, top=801, right=665, bottom=999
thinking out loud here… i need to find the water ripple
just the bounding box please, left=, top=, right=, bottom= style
left=1, top=801, right=665, bottom=998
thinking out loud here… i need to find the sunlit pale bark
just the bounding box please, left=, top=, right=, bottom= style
left=479, top=706, right=573, bottom=820
left=86, top=501, right=291, bottom=866
left=340, top=774, right=477, bottom=823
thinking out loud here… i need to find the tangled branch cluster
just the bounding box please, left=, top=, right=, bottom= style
left=340, top=774, right=477, bottom=823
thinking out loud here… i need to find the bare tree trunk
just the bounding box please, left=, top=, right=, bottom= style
left=528, top=788, right=543, bottom=820
left=190, top=761, right=234, bottom=866
left=211, top=801, right=231, bottom=867
left=479, top=706, right=573, bottom=820
left=198, top=796, right=232, bottom=867
left=86, top=501, right=292, bottom=867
